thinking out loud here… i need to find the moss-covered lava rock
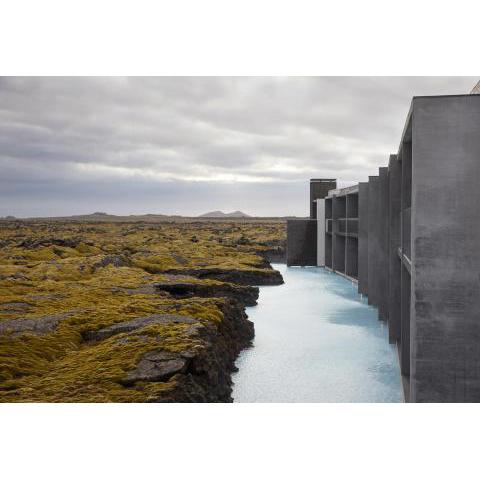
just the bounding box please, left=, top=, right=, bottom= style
left=0, top=219, right=285, bottom=402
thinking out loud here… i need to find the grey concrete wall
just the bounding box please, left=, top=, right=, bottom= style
left=410, top=95, right=480, bottom=402
left=286, top=219, right=317, bottom=266
left=358, top=182, right=369, bottom=295
left=346, top=237, right=358, bottom=278
left=388, top=154, right=401, bottom=344
left=378, top=167, right=389, bottom=321
left=325, top=234, right=333, bottom=268
left=400, top=141, right=412, bottom=379
left=367, top=176, right=380, bottom=306
left=332, top=196, right=346, bottom=273
left=333, top=235, right=346, bottom=273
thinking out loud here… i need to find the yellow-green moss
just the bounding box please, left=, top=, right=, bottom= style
left=0, top=220, right=285, bottom=402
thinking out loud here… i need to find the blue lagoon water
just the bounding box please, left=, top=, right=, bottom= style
left=232, top=264, right=403, bottom=402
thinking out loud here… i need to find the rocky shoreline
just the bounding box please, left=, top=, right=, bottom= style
left=136, top=265, right=283, bottom=402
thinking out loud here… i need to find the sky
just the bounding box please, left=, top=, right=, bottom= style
left=0, top=76, right=476, bottom=218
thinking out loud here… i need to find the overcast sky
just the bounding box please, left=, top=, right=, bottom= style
left=0, top=76, right=476, bottom=217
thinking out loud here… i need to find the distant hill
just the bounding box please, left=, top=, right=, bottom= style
left=3, top=212, right=292, bottom=223
left=198, top=210, right=251, bottom=218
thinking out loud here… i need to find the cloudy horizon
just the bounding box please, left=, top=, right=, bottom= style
left=0, top=76, right=476, bottom=218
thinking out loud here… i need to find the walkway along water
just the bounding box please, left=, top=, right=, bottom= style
left=232, top=264, right=403, bottom=402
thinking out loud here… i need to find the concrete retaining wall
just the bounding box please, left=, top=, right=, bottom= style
left=286, top=219, right=317, bottom=266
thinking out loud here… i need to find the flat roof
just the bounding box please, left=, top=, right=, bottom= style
left=326, top=184, right=359, bottom=198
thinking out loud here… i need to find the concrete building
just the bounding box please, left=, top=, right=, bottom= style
left=286, top=179, right=336, bottom=266
left=310, top=178, right=336, bottom=219
left=286, top=93, right=480, bottom=402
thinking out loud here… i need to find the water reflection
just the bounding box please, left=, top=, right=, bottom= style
left=232, top=264, right=403, bottom=403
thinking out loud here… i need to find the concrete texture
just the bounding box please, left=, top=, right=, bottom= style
left=333, top=196, right=346, bottom=273
left=410, top=95, right=480, bottom=402
left=316, top=199, right=325, bottom=266
left=378, top=167, right=389, bottom=322
left=400, top=139, right=412, bottom=378
left=346, top=237, right=358, bottom=278
left=388, top=155, right=401, bottom=344
left=286, top=219, right=317, bottom=266
left=367, top=176, right=380, bottom=306
left=325, top=198, right=333, bottom=269
left=358, top=182, right=369, bottom=295
left=310, top=179, right=336, bottom=219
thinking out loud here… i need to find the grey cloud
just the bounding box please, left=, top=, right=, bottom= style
left=0, top=76, right=476, bottom=217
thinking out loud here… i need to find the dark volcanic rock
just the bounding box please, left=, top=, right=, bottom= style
left=83, top=314, right=198, bottom=342
left=159, top=299, right=254, bottom=402
left=165, top=267, right=284, bottom=286
left=260, top=245, right=286, bottom=263
left=122, top=351, right=188, bottom=385
left=115, top=299, right=255, bottom=402
left=0, top=312, right=74, bottom=336
left=17, top=237, right=82, bottom=249
left=257, top=238, right=286, bottom=263
left=0, top=302, right=32, bottom=313
left=93, top=254, right=131, bottom=270
left=153, top=281, right=259, bottom=306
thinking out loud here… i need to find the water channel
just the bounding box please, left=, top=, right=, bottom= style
left=232, top=264, right=403, bottom=402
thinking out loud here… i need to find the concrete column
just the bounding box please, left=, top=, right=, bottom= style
left=378, top=167, right=389, bottom=321
left=325, top=198, right=333, bottom=269
left=316, top=199, right=325, bottom=266
left=358, top=182, right=369, bottom=295
left=345, top=193, right=359, bottom=279
left=333, top=196, right=346, bottom=273
left=367, top=176, right=380, bottom=306
left=400, top=141, right=412, bottom=378
left=388, top=154, right=401, bottom=344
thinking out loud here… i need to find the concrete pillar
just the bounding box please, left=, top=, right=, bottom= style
left=345, top=193, right=359, bottom=279
left=400, top=140, right=412, bottom=378
left=316, top=199, right=325, bottom=266
left=333, top=196, right=346, bottom=273
left=378, top=167, right=389, bottom=321
left=367, top=176, right=380, bottom=306
left=358, top=182, right=369, bottom=295
left=388, top=154, right=402, bottom=344
left=325, top=198, right=333, bottom=268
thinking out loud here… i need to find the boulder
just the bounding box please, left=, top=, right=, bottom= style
left=122, top=350, right=188, bottom=385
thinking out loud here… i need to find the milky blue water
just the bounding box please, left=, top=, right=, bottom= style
left=232, top=264, right=403, bottom=402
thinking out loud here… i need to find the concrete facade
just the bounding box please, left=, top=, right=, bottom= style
left=388, top=154, right=401, bottom=345
left=409, top=95, right=480, bottom=402
left=324, top=185, right=359, bottom=282
left=310, top=179, right=336, bottom=219
left=287, top=178, right=335, bottom=267
left=287, top=94, right=480, bottom=402
left=286, top=219, right=317, bottom=266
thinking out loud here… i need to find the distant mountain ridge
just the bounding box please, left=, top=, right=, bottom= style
left=198, top=210, right=251, bottom=218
